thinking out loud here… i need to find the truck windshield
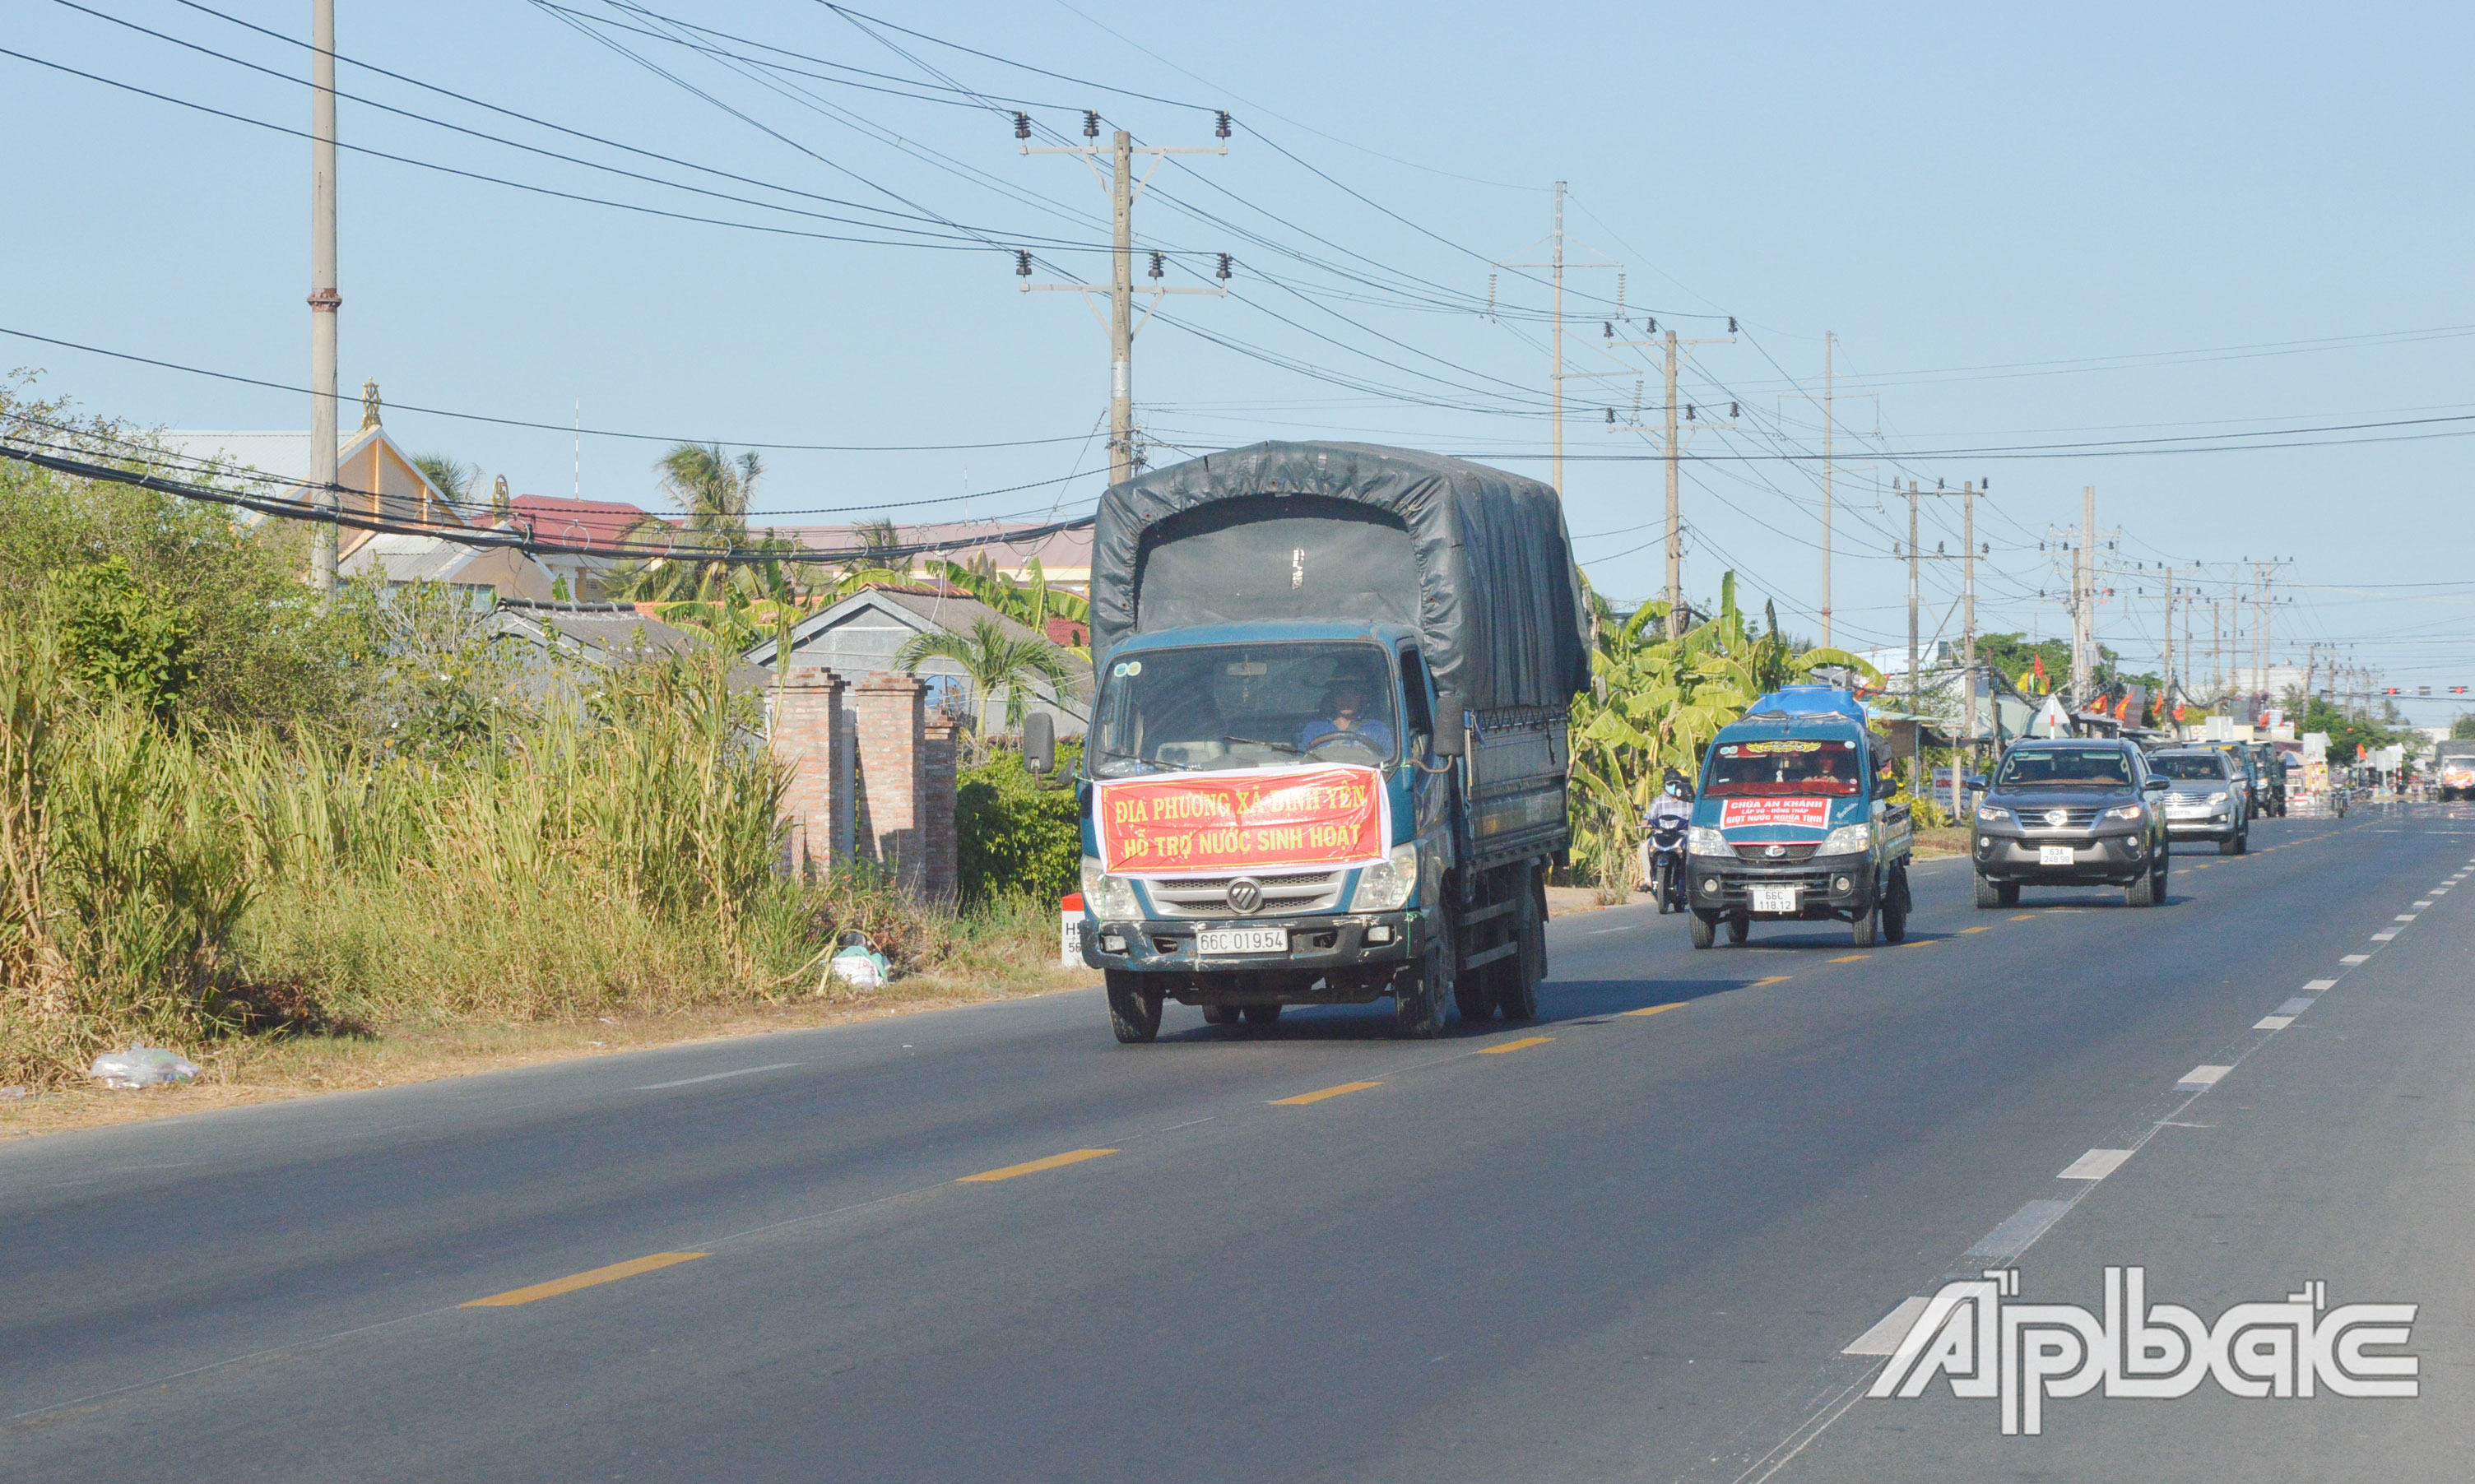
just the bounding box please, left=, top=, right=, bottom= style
left=2150, top=754, right=2231, bottom=781
left=1704, top=738, right=1860, bottom=796
left=1995, top=748, right=2134, bottom=788
left=1089, top=642, right=1399, bottom=777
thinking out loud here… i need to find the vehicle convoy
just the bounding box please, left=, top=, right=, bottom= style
left=1971, top=738, right=2173, bottom=907
left=1682, top=688, right=1915, bottom=949
left=2148, top=746, right=2250, bottom=854
left=1045, top=441, right=1590, bottom=1042
left=2205, top=741, right=2274, bottom=819
left=2437, top=740, right=2475, bottom=801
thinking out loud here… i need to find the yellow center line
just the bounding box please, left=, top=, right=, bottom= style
left=1476, top=1036, right=1555, bottom=1055
left=1623, top=1002, right=1688, bottom=1017
left=2008, top=914, right=2036, bottom=921
left=462, top=1252, right=708, bottom=1308
left=1271, top=1080, right=1382, bottom=1106
left=1830, top=953, right=1870, bottom=963
left=1750, top=975, right=1792, bottom=988
left=1960, top=925, right=1992, bottom=934
left=959, top=1148, right=1119, bottom=1183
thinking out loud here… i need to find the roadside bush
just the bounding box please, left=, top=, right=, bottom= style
left=955, top=744, right=1080, bottom=906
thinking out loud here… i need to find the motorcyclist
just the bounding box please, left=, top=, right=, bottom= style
left=1637, top=769, right=1696, bottom=891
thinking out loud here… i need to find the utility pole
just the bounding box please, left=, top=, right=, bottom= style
left=1019, top=111, right=1229, bottom=486
left=2212, top=599, right=2224, bottom=707
left=1821, top=332, right=1834, bottom=647
left=1498, top=186, right=1621, bottom=500
left=2073, top=486, right=2096, bottom=700
left=306, top=0, right=340, bottom=594
left=2161, top=565, right=2175, bottom=719
left=1602, top=317, right=1733, bottom=635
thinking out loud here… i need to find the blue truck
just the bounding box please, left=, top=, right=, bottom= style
left=1024, top=442, right=1591, bottom=1042
left=1682, top=685, right=1915, bottom=949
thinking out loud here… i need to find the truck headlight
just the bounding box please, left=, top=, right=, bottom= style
left=1349, top=842, right=1420, bottom=912
left=1080, top=856, right=1141, bottom=920
left=1976, top=805, right=2014, bottom=825
left=2103, top=803, right=2145, bottom=822
left=1821, top=823, right=1874, bottom=855
left=2204, top=790, right=2228, bottom=805
left=1688, top=825, right=1731, bottom=856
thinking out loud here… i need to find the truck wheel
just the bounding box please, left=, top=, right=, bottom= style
left=1201, top=1004, right=1241, bottom=1026
left=1240, top=1004, right=1283, bottom=1026
left=1851, top=903, right=1879, bottom=948
left=1881, top=883, right=1908, bottom=944
left=1392, top=944, right=1449, bottom=1040
left=1726, top=911, right=1750, bottom=944
left=1974, top=872, right=2003, bottom=908
left=1105, top=971, right=1163, bottom=1044
left=1688, top=911, right=1718, bottom=950
left=1998, top=881, right=2021, bottom=907
left=2218, top=829, right=2241, bottom=856
left=2126, top=863, right=2160, bottom=908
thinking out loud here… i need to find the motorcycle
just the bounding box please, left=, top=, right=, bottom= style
left=1646, top=819, right=1689, bottom=915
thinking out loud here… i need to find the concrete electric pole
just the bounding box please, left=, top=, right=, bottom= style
left=306, top=0, right=340, bottom=594
left=1019, top=113, right=1229, bottom=486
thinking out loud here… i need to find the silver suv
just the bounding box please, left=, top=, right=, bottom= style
left=1971, top=739, right=2173, bottom=908
left=2147, top=748, right=2249, bottom=854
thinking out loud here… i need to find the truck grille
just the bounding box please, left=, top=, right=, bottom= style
left=1144, top=870, right=1343, bottom=918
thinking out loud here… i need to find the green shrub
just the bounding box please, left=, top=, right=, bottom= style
left=955, top=745, right=1080, bottom=906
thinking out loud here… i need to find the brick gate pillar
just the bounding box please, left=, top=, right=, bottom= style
left=850, top=673, right=926, bottom=893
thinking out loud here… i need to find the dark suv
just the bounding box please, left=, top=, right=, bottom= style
left=1971, top=739, right=2172, bottom=908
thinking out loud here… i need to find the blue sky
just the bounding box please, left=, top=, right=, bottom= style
left=7, top=1, right=2471, bottom=703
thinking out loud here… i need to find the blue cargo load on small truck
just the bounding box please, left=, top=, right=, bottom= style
left=1682, top=684, right=1915, bottom=949
left=1017, top=441, right=1591, bottom=1043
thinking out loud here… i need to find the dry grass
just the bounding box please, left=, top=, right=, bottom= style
left=0, top=959, right=1102, bottom=1143
left=1912, top=826, right=1972, bottom=860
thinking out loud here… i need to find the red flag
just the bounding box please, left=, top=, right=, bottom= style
left=2032, top=654, right=2048, bottom=686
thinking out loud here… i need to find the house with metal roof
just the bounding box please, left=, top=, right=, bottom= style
left=745, top=583, right=1089, bottom=739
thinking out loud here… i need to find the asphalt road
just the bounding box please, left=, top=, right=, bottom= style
left=7, top=805, right=2473, bottom=1482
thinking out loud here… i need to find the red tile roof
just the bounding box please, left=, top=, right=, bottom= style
left=507, top=495, right=669, bottom=554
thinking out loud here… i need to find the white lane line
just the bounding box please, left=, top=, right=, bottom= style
left=2373, top=931, right=2398, bottom=941
left=2342, top=954, right=2370, bottom=964
left=2304, top=978, right=2337, bottom=990
left=2276, top=997, right=2316, bottom=1015
left=2177, top=1064, right=2232, bottom=1090
left=2413, top=901, right=2434, bottom=909
left=2255, top=1015, right=2295, bottom=1031
left=2059, top=1148, right=2134, bottom=1180
left=634, top=1062, right=805, bottom=1091
left=1964, top=1199, right=2076, bottom=1261
left=1588, top=925, right=1633, bottom=934
left=1842, top=1296, right=1931, bottom=1356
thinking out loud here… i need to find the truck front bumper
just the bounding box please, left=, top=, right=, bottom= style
left=1685, top=852, right=1877, bottom=919
left=1080, top=909, right=1422, bottom=1003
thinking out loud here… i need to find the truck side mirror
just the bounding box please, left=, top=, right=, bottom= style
left=1023, top=712, right=1056, bottom=776
left=1430, top=691, right=1466, bottom=758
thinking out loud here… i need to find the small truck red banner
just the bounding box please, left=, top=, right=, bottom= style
left=1719, top=796, right=1831, bottom=831
left=1095, top=765, right=1389, bottom=874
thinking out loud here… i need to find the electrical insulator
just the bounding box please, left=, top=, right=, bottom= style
left=1730, top=401, right=1739, bottom=419
left=1215, top=109, right=1231, bottom=139
left=1605, top=407, right=1615, bottom=424
left=1015, top=249, right=1032, bottom=277
left=1014, top=112, right=1032, bottom=140
left=1215, top=253, right=1232, bottom=280
left=1685, top=405, right=1696, bottom=421
left=1084, top=110, right=1100, bottom=138
left=1148, top=250, right=1165, bottom=279
left=1646, top=318, right=1657, bottom=333
left=1980, top=542, right=1990, bottom=555
left=1938, top=542, right=1946, bottom=555
left=1603, top=321, right=1613, bottom=339
left=1727, top=316, right=1738, bottom=333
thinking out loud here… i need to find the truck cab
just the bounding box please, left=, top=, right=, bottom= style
left=1683, top=686, right=1913, bottom=948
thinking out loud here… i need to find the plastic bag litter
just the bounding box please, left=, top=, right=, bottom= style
left=89, top=1045, right=201, bottom=1090
left=824, top=933, right=891, bottom=993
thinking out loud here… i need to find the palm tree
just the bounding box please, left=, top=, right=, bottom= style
left=605, top=443, right=808, bottom=605
left=894, top=617, right=1079, bottom=760
left=411, top=453, right=479, bottom=510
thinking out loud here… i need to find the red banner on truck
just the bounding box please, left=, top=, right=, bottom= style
left=1095, top=765, right=1389, bottom=874
left=1719, top=796, right=1830, bottom=831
